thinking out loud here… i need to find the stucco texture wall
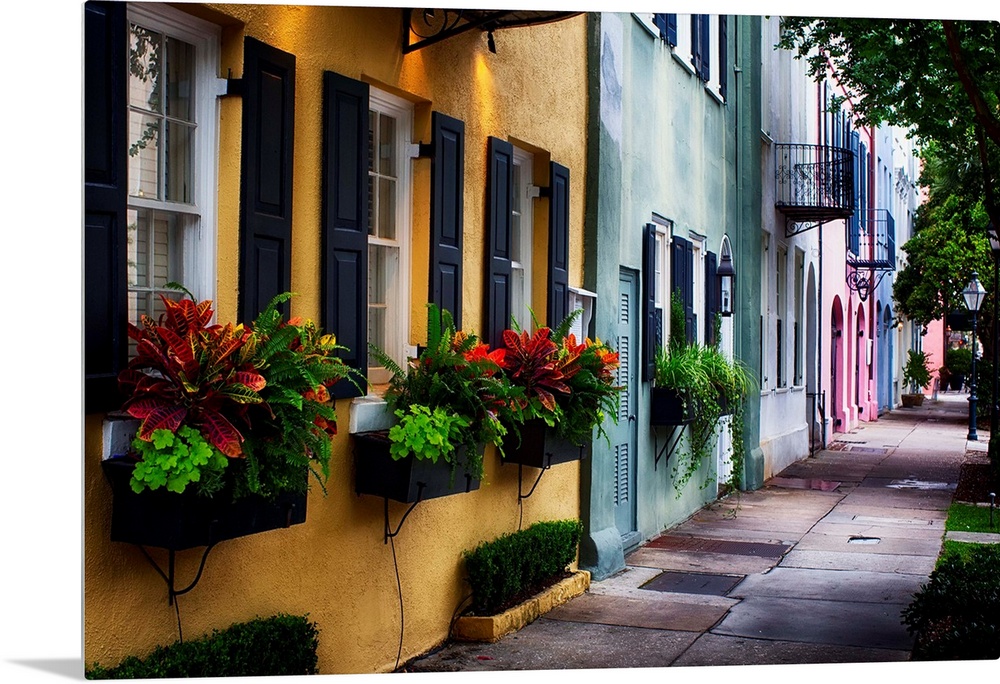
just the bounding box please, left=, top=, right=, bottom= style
left=84, top=4, right=588, bottom=674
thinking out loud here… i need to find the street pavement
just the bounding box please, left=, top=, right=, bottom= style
left=407, top=393, right=996, bottom=676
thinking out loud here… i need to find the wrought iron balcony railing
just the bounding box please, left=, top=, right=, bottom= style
left=847, top=208, right=895, bottom=270
left=774, top=143, right=855, bottom=222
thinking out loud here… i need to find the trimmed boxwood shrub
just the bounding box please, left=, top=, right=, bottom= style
left=903, top=544, right=1000, bottom=660
left=463, top=519, right=583, bottom=616
left=85, top=614, right=319, bottom=679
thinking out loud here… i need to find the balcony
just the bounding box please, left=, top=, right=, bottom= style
left=847, top=209, right=895, bottom=271
left=774, top=143, right=855, bottom=224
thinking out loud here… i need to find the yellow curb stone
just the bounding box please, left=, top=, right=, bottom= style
left=451, top=570, right=591, bottom=643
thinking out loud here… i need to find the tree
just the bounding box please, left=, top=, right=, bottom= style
left=776, top=18, right=1000, bottom=233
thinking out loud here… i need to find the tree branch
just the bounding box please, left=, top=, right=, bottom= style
left=942, top=20, right=1000, bottom=148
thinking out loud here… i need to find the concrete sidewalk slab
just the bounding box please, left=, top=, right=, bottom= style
left=820, top=504, right=947, bottom=524
left=407, top=619, right=699, bottom=672
left=589, top=566, right=740, bottom=609
left=836, top=486, right=954, bottom=510
left=792, top=531, right=944, bottom=557
left=626, top=547, right=780, bottom=575
left=544, top=592, right=730, bottom=632
left=712, top=596, right=914, bottom=651
left=671, top=633, right=910, bottom=667
left=781, top=549, right=937, bottom=575
left=809, top=521, right=945, bottom=541
left=730, top=567, right=925, bottom=604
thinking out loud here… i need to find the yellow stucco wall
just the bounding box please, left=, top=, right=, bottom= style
left=85, top=4, right=588, bottom=674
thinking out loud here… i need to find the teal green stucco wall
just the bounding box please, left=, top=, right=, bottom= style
left=582, top=13, right=763, bottom=577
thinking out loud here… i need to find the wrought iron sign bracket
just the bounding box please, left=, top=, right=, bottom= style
left=383, top=486, right=426, bottom=544
left=653, top=425, right=685, bottom=471
left=136, top=542, right=219, bottom=606
left=785, top=218, right=824, bottom=238
left=846, top=267, right=889, bottom=302
left=403, top=9, right=510, bottom=54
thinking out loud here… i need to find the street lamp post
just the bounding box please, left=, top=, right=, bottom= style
left=964, top=272, right=987, bottom=441
left=988, top=225, right=999, bottom=441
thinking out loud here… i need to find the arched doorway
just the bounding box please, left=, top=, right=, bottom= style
left=831, top=296, right=845, bottom=431
left=856, top=304, right=866, bottom=421
left=879, top=303, right=893, bottom=412
left=806, top=264, right=819, bottom=446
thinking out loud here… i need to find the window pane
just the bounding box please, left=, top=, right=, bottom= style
left=129, top=24, right=162, bottom=113
left=367, top=111, right=376, bottom=235
left=378, top=114, right=396, bottom=176
left=128, top=112, right=160, bottom=198
left=368, top=307, right=386, bottom=366
left=127, top=208, right=148, bottom=288
left=377, top=177, right=396, bottom=239
left=511, top=265, right=525, bottom=330
left=164, top=121, right=193, bottom=203
left=164, top=36, right=194, bottom=121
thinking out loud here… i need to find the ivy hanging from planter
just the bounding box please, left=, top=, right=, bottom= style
left=653, top=292, right=755, bottom=494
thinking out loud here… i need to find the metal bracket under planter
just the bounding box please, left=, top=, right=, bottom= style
left=101, top=458, right=307, bottom=603
left=352, top=431, right=481, bottom=541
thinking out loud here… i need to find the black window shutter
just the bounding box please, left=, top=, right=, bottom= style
left=84, top=0, right=128, bottom=413
left=699, top=15, right=711, bottom=81
left=719, top=16, right=728, bottom=100
left=690, top=15, right=701, bottom=74
left=429, top=111, right=465, bottom=329
left=705, top=251, right=718, bottom=346
left=652, top=14, right=667, bottom=41
left=321, top=71, right=369, bottom=398
left=547, top=162, right=570, bottom=328
left=666, top=14, right=677, bottom=47
left=642, top=224, right=657, bottom=382
left=239, top=37, right=295, bottom=323
left=485, top=137, right=513, bottom=349
left=850, top=130, right=861, bottom=253
left=685, top=240, right=695, bottom=344
left=670, top=235, right=694, bottom=344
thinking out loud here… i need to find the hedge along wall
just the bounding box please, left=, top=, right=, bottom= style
left=83, top=3, right=588, bottom=675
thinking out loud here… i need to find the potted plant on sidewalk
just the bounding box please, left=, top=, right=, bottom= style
left=495, top=312, right=620, bottom=468
left=105, top=290, right=357, bottom=550
left=901, top=349, right=932, bottom=408
left=945, top=346, right=972, bottom=392
left=355, top=305, right=515, bottom=502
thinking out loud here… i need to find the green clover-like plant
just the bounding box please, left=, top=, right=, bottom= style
left=130, top=425, right=229, bottom=496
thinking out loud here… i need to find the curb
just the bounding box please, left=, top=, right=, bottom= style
left=451, top=570, right=591, bottom=643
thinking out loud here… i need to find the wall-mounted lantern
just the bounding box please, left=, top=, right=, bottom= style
left=718, top=235, right=736, bottom=316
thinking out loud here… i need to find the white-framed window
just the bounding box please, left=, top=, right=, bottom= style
left=776, top=243, right=787, bottom=387
left=673, top=14, right=694, bottom=71
left=510, top=146, right=536, bottom=331
left=794, top=248, right=804, bottom=386
left=760, top=233, right=770, bottom=388
left=367, top=88, right=414, bottom=385
left=652, top=216, right=672, bottom=346
left=691, top=233, right=706, bottom=346
left=707, top=14, right=722, bottom=98
left=125, top=3, right=219, bottom=337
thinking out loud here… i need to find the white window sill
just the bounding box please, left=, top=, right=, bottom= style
left=102, top=413, right=140, bottom=461
left=705, top=83, right=724, bottom=105
left=349, top=395, right=397, bottom=434
left=775, top=387, right=790, bottom=394
left=791, top=385, right=806, bottom=393
left=671, top=50, right=697, bottom=76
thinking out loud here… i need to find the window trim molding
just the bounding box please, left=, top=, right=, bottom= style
left=126, top=2, right=220, bottom=311
left=510, top=145, right=535, bottom=332
left=368, top=86, right=415, bottom=378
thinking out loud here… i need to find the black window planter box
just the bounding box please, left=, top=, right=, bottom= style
left=353, top=431, right=481, bottom=504
left=650, top=387, right=695, bottom=426
left=500, top=418, right=585, bottom=468
left=101, top=457, right=307, bottom=551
